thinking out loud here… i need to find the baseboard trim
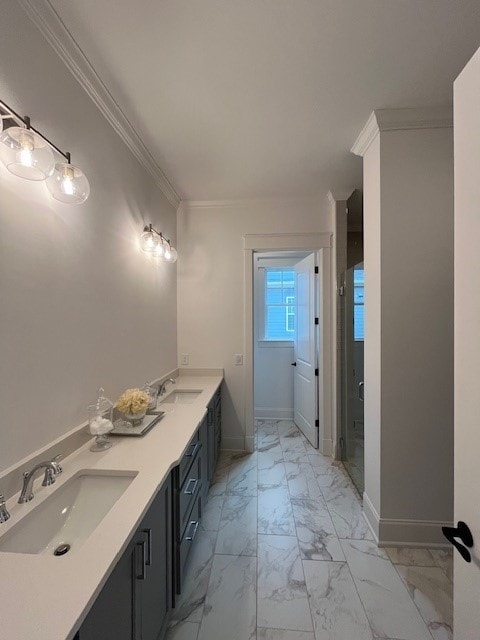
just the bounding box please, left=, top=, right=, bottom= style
left=363, top=492, right=452, bottom=547
left=254, top=408, right=294, bottom=420
left=221, top=435, right=245, bottom=451
left=245, top=435, right=255, bottom=453
left=321, top=438, right=333, bottom=456
left=363, top=492, right=380, bottom=541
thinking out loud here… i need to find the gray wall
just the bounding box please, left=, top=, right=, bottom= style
left=0, top=2, right=177, bottom=472
left=177, top=199, right=330, bottom=450
left=381, top=127, right=454, bottom=523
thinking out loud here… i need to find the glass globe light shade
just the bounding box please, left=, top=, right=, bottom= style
left=140, top=227, right=159, bottom=252
left=0, top=126, right=55, bottom=180
left=153, top=238, right=166, bottom=259
left=45, top=162, right=90, bottom=204
left=164, top=245, right=178, bottom=263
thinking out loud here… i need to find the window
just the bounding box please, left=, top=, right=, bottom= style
left=263, top=268, right=295, bottom=341
left=353, top=266, right=364, bottom=341
left=285, top=296, right=295, bottom=333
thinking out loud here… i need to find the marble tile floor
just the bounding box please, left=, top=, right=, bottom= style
left=165, top=419, right=453, bottom=640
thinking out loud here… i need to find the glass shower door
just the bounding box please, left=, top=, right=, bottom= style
left=341, top=264, right=364, bottom=494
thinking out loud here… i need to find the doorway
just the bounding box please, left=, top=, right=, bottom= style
left=243, top=233, right=333, bottom=454
left=253, top=251, right=320, bottom=448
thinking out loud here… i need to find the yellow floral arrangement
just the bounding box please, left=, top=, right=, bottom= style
left=116, top=388, right=150, bottom=415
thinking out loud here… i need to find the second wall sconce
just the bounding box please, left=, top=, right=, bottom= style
left=140, top=224, right=177, bottom=263
left=0, top=99, right=90, bottom=204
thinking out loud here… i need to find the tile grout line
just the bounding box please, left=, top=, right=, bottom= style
left=300, top=430, right=380, bottom=639
left=196, top=455, right=232, bottom=639
left=258, top=420, right=315, bottom=637
left=390, top=559, right=437, bottom=640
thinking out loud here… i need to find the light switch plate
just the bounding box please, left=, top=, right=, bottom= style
left=235, top=354, right=243, bottom=365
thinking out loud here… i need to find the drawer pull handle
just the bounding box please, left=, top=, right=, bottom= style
left=135, top=540, right=146, bottom=580
left=142, top=528, right=152, bottom=566
left=186, top=520, right=199, bottom=541
left=184, top=478, right=198, bottom=495
left=185, top=442, right=199, bottom=458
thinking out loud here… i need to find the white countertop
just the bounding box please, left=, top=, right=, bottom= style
left=0, top=374, right=223, bottom=640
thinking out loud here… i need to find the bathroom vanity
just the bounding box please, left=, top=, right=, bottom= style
left=0, top=372, right=223, bottom=640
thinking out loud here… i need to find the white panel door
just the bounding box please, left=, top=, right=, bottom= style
left=294, top=253, right=318, bottom=447
left=453, top=46, right=480, bottom=639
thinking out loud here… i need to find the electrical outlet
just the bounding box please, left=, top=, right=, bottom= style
left=235, top=354, right=243, bottom=366
left=181, top=354, right=189, bottom=365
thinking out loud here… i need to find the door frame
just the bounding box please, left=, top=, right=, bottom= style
left=244, top=233, right=333, bottom=453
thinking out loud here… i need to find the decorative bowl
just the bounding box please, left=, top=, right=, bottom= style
left=122, top=411, right=146, bottom=425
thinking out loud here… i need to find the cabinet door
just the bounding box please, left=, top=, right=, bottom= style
left=138, top=475, right=172, bottom=640
left=78, top=540, right=136, bottom=640
left=199, top=416, right=209, bottom=499
left=207, top=401, right=216, bottom=480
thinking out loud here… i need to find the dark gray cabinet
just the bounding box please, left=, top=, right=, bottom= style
left=207, top=386, right=222, bottom=484
left=78, top=475, right=172, bottom=640
left=76, top=387, right=222, bottom=640
left=199, top=415, right=209, bottom=502
left=78, top=538, right=136, bottom=640
left=138, top=476, right=172, bottom=640
left=172, top=426, right=204, bottom=596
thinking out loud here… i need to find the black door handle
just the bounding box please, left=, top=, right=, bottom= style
left=291, top=362, right=296, bottom=366
left=442, top=521, right=473, bottom=563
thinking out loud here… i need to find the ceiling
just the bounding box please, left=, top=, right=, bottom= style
left=48, top=0, right=480, bottom=201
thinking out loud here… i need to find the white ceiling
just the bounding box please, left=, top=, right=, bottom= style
left=48, top=0, right=480, bottom=201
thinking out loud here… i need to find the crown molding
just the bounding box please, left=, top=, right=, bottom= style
left=351, top=107, right=453, bottom=157
left=181, top=195, right=320, bottom=210
left=351, top=112, right=380, bottom=157
left=327, top=190, right=354, bottom=205
left=18, top=0, right=181, bottom=209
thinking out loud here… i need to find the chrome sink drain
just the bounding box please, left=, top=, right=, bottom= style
left=53, top=543, right=70, bottom=556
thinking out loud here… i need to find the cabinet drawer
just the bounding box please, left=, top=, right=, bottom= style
left=178, top=430, right=200, bottom=487
left=178, top=455, right=202, bottom=539
left=178, top=494, right=202, bottom=586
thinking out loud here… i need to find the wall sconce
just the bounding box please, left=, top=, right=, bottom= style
left=0, top=99, right=90, bottom=204
left=140, top=224, right=178, bottom=263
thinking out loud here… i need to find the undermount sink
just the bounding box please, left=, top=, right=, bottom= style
left=0, top=470, right=137, bottom=556
left=160, top=390, right=202, bottom=404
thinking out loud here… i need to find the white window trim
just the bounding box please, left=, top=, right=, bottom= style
left=255, top=257, right=298, bottom=346
left=257, top=340, right=293, bottom=349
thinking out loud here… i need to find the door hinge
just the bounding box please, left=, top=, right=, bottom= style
left=339, top=436, right=345, bottom=451
left=338, top=285, right=345, bottom=297
left=315, top=419, right=319, bottom=427
left=315, top=368, right=319, bottom=376
left=314, top=317, right=319, bottom=325
left=314, top=266, right=319, bottom=274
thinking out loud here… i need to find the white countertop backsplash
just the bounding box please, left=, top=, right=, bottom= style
left=0, top=373, right=223, bottom=640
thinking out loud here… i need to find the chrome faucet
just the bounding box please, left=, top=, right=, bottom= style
left=18, top=454, right=62, bottom=504
left=0, top=494, right=10, bottom=523
left=159, top=378, right=176, bottom=397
